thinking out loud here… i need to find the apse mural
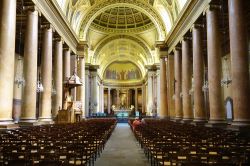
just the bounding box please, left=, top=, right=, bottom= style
left=104, top=61, right=141, bottom=81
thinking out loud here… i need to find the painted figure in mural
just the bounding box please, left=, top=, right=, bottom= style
left=104, top=62, right=141, bottom=80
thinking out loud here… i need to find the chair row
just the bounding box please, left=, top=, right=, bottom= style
left=0, top=118, right=117, bottom=166
left=130, top=119, right=250, bottom=166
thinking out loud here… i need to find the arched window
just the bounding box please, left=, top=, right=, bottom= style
left=225, top=97, right=233, bottom=121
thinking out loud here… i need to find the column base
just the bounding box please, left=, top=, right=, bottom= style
left=191, top=119, right=207, bottom=126
left=0, top=121, right=19, bottom=129
left=205, top=120, right=227, bottom=128
left=35, top=121, right=55, bottom=125
left=174, top=117, right=183, bottom=122
left=158, top=116, right=170, bottom=120
left=226, top=120, right=250, bottom=132
left=182, top=118, right=193, bottom=123
left=19, top=118, right=37, bottom=123
left=19, top=118, right=38, bottom=126
left=38, top=117, right=52, bottom=122
left=231, top=120, right=250, bottom=127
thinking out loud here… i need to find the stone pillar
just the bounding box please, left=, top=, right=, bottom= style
left=85, top=69, right=90, bottom=117
left=79, top=57, right=85, bottom=118
left=192, top=25, right=206, bottom=122
left=52, top=38, right=63, bottom=118
left=63, top=48, right=71, bottom=80
left=39, top=25, right=53, bottom=122
left=147, top=71, right=154, bottom=115
left=13, top=56, right=23, bottom=122
left=167, top=54, right=175, bottom=118
left=100, top=84, right=104, bottom=113
left=206, top=6, right=225, bottom=123
left=117, top=89, right=120, bottom=107
left=182, top=38, right=193, bottom=121
left=0, top=0, right=16, bottom=125
left=228, top=0, right=250, bottom=126
left=70, top=54, right=77, bottom=101
left=135, top=88, right=138, bottom=112
left=108, top=88, right=111, bottom=114
left=142, top=86, right=145, bottom=114
left=174, top=48, right=182, bottom=119
left=91, top=71, right=98, bottom=113
left=20, top=8, right=38, bottom=123
left=159, top=56, right=168, bottom=118
left=156, top=69, right=161, bottom=115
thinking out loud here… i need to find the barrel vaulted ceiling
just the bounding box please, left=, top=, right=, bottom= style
left=54, top=0, right=188, bottom=79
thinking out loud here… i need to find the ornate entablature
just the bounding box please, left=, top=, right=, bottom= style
left=77, top=0, right=167, bottom=40
left=94, top=35, right=152, bottom=60
left=90, top=22, right=155, bottom=34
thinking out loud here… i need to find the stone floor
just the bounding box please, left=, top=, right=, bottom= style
left=95, top=123, right=150, bottom=166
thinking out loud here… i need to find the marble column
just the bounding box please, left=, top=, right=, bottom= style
left=135, top=88, right=138, bottom=112
left=126, top=89, right=129, bottom=108
left=228, top=0, right=250, bottom=125
left=206, top=7, right=225, bottom=123
left=70, top=55, right=77, bottom=101
left=13, top=56, right=23, bottom=122
left=0, top=0, right=16, bottom=124
left=159, top=56, right=168, bottom=118
left=142, top=87, right=145, bottom=114
left=147, top=71, right=154, bottom=114
left=20, top=8, right=38, bottom=123
left=63, top=48, right=71, bottom=80
left=39, top=25, right=53, bottom=122
left=167, top=54, right=175, bottom=118
left=100, top=84, right=104, bottom=113
left=228, top=0, right=250, bottom=126
left=91, top=71, right=98, bottom=113
left=182, top=38, right=193, bottom=121
left=117, top=89, right=120, bottom=107
left=192, top=25, right=206, bottom=122
left=174, top=48, right=183, bottom=119
left=79, top=57, right=85, bottom=118
left=52, top=39, right=63, bottom=118
left=108, top=88, right=111, bottom=114
left=85, top=69, right=90, bottom=117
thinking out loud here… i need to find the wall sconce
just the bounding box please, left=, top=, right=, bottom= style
left=202, top=81, right=209, bottom=92
left=221, top=57, right=232, bottom=88
left=15, top=77, right=25, bottom=88
left=14, top=57, right=25, bottom=88
left=52, top=80, right=56, bottom=95
left=37, top=76, right=44, bottom=93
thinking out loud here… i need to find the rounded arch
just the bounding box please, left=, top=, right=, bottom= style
left=100, top=57, right=146, bottom=80
left=93, top=38, right=148, bottom=69
left=76, top=0, right=167, bottom=41
left=93, top=34, right=152, bottom=61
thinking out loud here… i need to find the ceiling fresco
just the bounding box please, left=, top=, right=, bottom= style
left=54, top=0, right=188, bottom=81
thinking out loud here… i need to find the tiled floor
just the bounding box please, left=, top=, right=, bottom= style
left=95, top=123, right=150, bottom=166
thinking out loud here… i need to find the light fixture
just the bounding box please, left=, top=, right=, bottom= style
left=14, top=56, right=25, bottom=88
left=202, top=68, right=209, bottom=92
left=189, top=77, right=194, bottom=96
left=51, top=80, right=56, bottom=95
left=37, top=75, right=44, bottom=93
left=202, top=81, right=209, bottom=92
left=221, top=57, right=232, bottom=88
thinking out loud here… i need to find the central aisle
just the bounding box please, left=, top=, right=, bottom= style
left=95, top=123, right=150, bottom=166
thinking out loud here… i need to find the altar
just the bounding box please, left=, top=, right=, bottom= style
left=113, top=109, right=132, bottom=117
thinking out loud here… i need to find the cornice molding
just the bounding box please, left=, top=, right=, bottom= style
left=166, top=0, right=211, bottom=53
left=32, top=0, right=79, bottom=53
